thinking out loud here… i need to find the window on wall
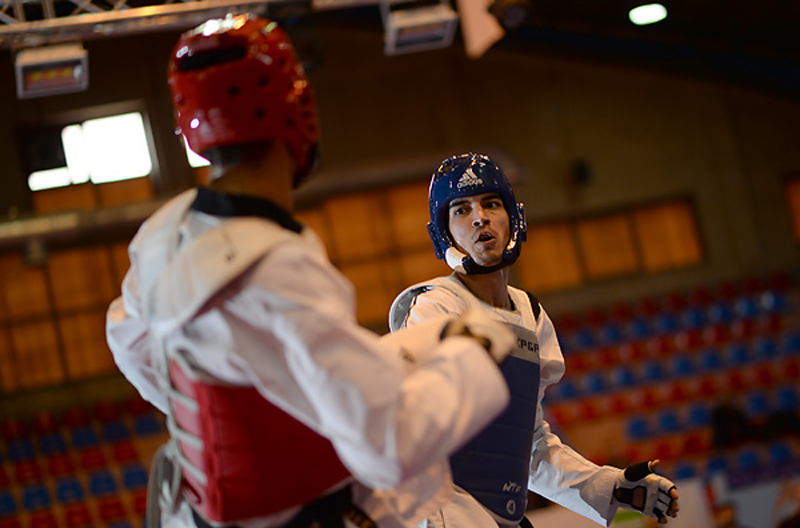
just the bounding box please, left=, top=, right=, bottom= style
left=514, top=197, right=703, bottom=294
left=25, top=112, right=153, bottom=190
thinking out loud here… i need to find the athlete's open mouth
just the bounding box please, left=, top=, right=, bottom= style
left=476, top=232, right=494, bottom=242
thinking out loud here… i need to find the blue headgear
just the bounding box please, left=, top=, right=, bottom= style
left=427, top=153, right=527, bottom=274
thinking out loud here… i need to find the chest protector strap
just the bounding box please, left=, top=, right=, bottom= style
left=390, top=276, right=541, bottom=523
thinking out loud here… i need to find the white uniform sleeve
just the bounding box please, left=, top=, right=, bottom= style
left=212, top=243, right=511, bottom=491
left=530, top=308, right=621, bottom=526
left=106, top=268, right=168, bottom=415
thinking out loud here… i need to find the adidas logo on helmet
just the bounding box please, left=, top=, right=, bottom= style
left=456, top=167, right=483, bottom=189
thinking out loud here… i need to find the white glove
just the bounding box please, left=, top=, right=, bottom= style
left=612, top=460, right=679, bottom=523
left=440, top=309, right=516, bottom=365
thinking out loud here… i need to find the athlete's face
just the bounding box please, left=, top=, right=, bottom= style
left=448, top=192, right=510, bottom=267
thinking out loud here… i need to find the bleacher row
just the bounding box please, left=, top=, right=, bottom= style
left=545, top=273, right=800, bottom=484
left=0, top=397, right=167, bottom=528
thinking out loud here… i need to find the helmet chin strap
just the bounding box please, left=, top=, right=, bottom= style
left=444, top=247, right=509, bottom=275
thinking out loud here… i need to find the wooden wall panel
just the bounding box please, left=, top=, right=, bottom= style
left=634, top=201, right=703, bottom=272
left=48, top=247, right=116, bottom=311
left=786, top=178, right=800, bottom=242
left=516, top=223, right=583, bottom=293
left=109, top=242, right=131, bottom=289
left=386, top=180, right=431, bottom=250
left=32, top=183, right=97, bottom=214
left=59, top=310, right=115, bottom=379
left=96, top=177, right=154, bottom=207
left=577, top=214, right=639, bottom=279
left=0, top=253, right=51, bottom=319
left=10, top=320, right=64, bottom=388
left=397, top=249, right=449, bottom=287
left=0, top=328, right=18, bottom=391
left=296, top=208, right=334, bottom=257
left=339, top=259, right=399, bottom=325
left=325, top=192, right=393, bottom=263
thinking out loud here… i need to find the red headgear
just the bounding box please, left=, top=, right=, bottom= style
left=168, top=14, right=319, bottom=186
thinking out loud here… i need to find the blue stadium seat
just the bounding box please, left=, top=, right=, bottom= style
left=572, top=327, right=596, bottom=350
left=88, top=470, right=118, bottom=497
left=776, top=385, right=799, bottom=411
left=657, top=409, right=682, bottom=434
left=554, top=378, right=580, bottom=400
left=55, top=476, right=85, bottom=504
left=654, top=313, right=680, bottom=334
left=122, top=464, right=149, bottom=490
left=733, top=295, right=760, bottom=319
left=6, top=439, right=35, bottom=462
left=610, top=365, right=637, bottom=388
left=783, top=331, right=800, bottom=356
left=706, top=455, right=728, bottom=475
left=687, top=403, right=711, bottom=428
left=641, top=360, right=666, bottom=382
left=102, top=420, right=130, bottom=443
left=627, top=317, right=652, bottom=339
left=0, top=491, right=17, bottom=516
left=754, top=336, right=779, bottom=360
left=70, top=426, right=99, bottom=449
left=681, top=306, right=706, bottom=329
left=699, top=347, right=723, bottom=371
left=725, top=342, right=750, bottom=365
left=37, top=433, right=67, bottom=456
left=600, top=322, right=624, bottom=344
left=133, top=413, right=163, bottom=436
left=745, top=391, right=770, bottom=418
left=626, top=415, right=651, bottom=441
left=583, top=371, right=607, bottom=394
left=760, top=290, right=788, bottom=313
left=669, top=354, right=695, bottom=376
left=673, top=461, right=697, bottom=480
left=768, top=442, right=792, bottom=465
left=707, top=301, right=734, bottom=324
left=735, top=448, right=761, bottom=472
left=22, top=484, right=51, bottom=510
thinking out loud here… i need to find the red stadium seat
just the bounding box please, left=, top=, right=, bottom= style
left=63, top=407, right=91, bottom=429
left=45, top=453, right=77, bottom=478
left=29, top=511, right=58, bottom=528
left=64, top=502, right=94, bottom=528
left=98, top=496, right=127, bottom=522
left=13, top=460, right=44, bottom=485
left=31, top=411, right=60, bottom=436
left=94, top=402, right=121, bottom=423
left=1, top=417, right=29, bottom=441
left=78, top=447, right=108, bottom=471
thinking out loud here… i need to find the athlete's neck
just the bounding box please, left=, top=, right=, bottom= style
left=455, top=268, right=511, bottom=309
left=208, top=142, right=295, bottom=213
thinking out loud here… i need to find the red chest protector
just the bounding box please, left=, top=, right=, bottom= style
left=167, top=354, right=351, bottom=524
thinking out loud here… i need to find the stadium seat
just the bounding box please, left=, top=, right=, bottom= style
left=669, top=354, right=695, bottom=376
left=646, top=335, right=675, bottom=358
left=112, top=441, right=140, bottom=464
left=122, top=464, right=149, bottom=490
left=0, top=518, right=21, bottom=528
left=730, top=318, right=757, bottom=341
left=45, top=453, right=76, bottom=478
left=775, top=385, right=799, bottom=411
left=70, top=426, right=100, bottom=449
left=626, top=415, right=651, bottom=441
left=754, top=336, right=779, bottom=360
left=680, top=306, right=706, bottom=329
left=64, top=502, right=93, bottom=528
left=103, top=420, right=131, bottom=443
left=703, top=323, right=732, bottom=347
left=666, top=380, right=691, bottom=403
left=609, top=365, right=637, bottom=389
left=641, top=360, right=666, bottom=383
left=63, top=407, right=91, bottom=429
left=657, top=409, right=682, bottom=434
left=55, top=476, right=85, bottom=504
left=0, top=467, right=9, bottom=489
left=13, top=460, right=44, bottom=485
left=1, top=417, right=29, bottom=441
left=675, top=329, right=703, bottom=351
left=583, top=371, right=608, bottom=394
left=783, top=331, right=800, bottom=356
left=0, top=491, right=17, bottom=517
left=686, top=402, right=711, bottom=428
left=707, top=301, right=734, bottom=324
left=768, top=441, right=793, bottom=465
left=733, top=295, right=760, bottom=319
left=600, top=323, right=624, bottom=344
left=98, top=495, right=127, bottom=522
left=699, top=348, right=723, bottom=371
left=29, top=511, right=58, bottom=528
left=725, top=342, right=751, bottom=366
left=673, top=461, right=697, bottom=480
left=735, top=448, right=761, bottom=472
left=682, top=432, right=711, bottom=455
left=94, top=401, right=122, bottom=423
left=88, top=470, right=118, bottom=497
left=22, top=483, right=52, bottom=511
left=760, top=290, right=788, bottom=313
left=744, top=391, right=770, bottom=418
left=653, top=312, right=680, bottom=334
left=133, top=413, right=164, bottom=436
left=131, top=489, right=148, bottom=515
left=627, top=316, right=652, bottom=340
left=78, top=447, right=108, bottom=471
left=6, top=439, right=35, bottom=462
left=38, top=433, right=67, bottom=456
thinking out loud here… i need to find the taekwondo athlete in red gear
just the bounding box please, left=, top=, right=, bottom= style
left=388, top=153, right=681, bottom=528
left=105, top=18, right=518, bottom=528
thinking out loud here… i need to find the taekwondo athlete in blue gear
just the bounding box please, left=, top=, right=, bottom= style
left=389, top=153, right=680, bottom=528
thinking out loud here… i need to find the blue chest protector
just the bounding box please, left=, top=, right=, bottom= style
left=389, top=278, right=541, bottom=524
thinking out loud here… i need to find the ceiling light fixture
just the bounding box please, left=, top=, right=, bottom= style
left=628, top=3, right=668, bottom=26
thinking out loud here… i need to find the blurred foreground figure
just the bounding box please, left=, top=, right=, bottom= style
left=107, top=17, right=517, bottom=528
left=389, top=152, right=680, bottom=527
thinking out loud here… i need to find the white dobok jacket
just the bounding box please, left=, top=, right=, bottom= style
left=392, top=275, right=623, bottom=527
left=105, top=188, right=511, bottom=528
